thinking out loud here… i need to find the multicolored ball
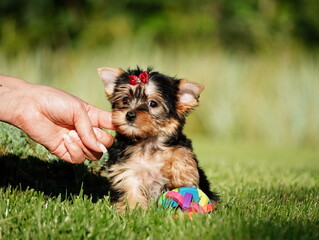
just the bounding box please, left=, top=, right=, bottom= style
left=158, top=187, right=214, bottom=215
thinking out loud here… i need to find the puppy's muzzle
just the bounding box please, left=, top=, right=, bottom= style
left=126, top=111, right=136, bottom=122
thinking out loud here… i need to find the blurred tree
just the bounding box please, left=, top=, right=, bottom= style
left=286, top=0, right=319, bottom=46
left=0, top=0, right=318, bottom=54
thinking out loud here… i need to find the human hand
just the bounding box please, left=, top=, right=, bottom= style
left=1, top=77, right=114, bottom=163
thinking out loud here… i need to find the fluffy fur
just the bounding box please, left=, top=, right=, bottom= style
left=98, top=67, right=219, bottom=211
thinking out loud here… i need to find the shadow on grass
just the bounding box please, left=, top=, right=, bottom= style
left=0, top=154, right=109, bottom=201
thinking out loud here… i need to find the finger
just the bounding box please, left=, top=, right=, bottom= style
left=62, top=133, right=86, bottom=164
left=48, top=135, right=78, bottom=164
left=93, top=127, right=114, bottom=149
left=73, top=107, right=103, bottom=153
left=69, top=130, right=103, bottom=161
left=88, top=106, right=115, bottom=130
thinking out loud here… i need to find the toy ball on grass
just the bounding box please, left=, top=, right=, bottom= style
left=158, top=187, right=215, bottom=216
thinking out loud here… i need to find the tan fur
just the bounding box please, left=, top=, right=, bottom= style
left=176, top=79, right=204, bottom=114
left=111, top=81, right=181, bottom=139
left=156, top=117, right=180, bottom=137
left=108, top=139, right=199, bottom=211
left=108, top=139, right=168, bottom=211
left=112, top=110, right=159, bottom=138
left=161, top=147, right=199, bottom=189
left=97, top=68, right=209, bottom=212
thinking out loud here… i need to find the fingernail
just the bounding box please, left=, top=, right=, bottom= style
left=98, top=142, right=107, bottom=153
left=93, top=128, right=101, bottom=139
left=69, top=130, right=80, bottom=140
left=63, top=134, right=73, bottom=144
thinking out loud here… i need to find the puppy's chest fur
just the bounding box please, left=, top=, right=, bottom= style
left=108, top=138, right=199, bottom=205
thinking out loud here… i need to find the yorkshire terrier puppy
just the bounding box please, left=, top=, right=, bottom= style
left=98, top=67, right=219, bottom=212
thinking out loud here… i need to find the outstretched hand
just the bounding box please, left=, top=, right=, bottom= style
left=0, top=76, right=114, bottom=163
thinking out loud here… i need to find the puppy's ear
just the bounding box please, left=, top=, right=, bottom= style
left=97, top=67, right=124, bottom=96
left=177, top=79, right=204, bottom=114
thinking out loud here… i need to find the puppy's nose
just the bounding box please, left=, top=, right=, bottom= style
left=126, top=111, right=136, bottom=122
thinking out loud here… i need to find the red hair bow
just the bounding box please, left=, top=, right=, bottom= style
left=129, top=71, right=149, bottom=85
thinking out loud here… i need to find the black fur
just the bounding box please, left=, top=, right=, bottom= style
left=106, top=67, right=219, bottom=206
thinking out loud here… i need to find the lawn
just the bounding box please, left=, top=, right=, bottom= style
left=0, top=123, right=318, bottom=240
left=1, top=46, right=319, bottom=239
left=1, top=0, right=319, bottom=235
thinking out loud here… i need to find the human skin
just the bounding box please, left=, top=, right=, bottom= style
left=0, top=74, right=114, bottom=164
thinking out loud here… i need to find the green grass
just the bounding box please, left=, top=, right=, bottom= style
left=0, top=124, right=318, bottom=239
left=1, top=46, right=319, bottom=239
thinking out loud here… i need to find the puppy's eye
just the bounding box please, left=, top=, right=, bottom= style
left=122, top=97, right=130, bottom=105
left=148, top=100, right=158, bottom=108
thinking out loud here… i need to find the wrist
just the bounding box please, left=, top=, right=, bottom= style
left=0, top=75, right=33, bottom=126
left=0, top=75, right=29, bottom=90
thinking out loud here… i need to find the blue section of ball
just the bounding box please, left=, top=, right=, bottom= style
left=178, top=187, right=200, bottom=203
left=158, top=186, right=212, bottom=209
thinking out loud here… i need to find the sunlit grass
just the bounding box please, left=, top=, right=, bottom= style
left=0, top=126, right=318, bottom=239
left=1, top=43, right=319, bottom=238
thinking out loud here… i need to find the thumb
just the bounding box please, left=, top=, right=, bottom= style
left=88, top=106, right=114, bottom=130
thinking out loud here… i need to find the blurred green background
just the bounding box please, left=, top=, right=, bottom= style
left=1, top=0, right=319, bottom=147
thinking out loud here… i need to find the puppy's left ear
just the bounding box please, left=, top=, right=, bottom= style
left=97, top=67, right=124, bottom=97
left=177, top=79, right=204, bottom=113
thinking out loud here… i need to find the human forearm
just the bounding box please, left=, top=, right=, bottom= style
left=0, top=74, right=29, bottom=89
left=0, top=75, right=32, bottom=125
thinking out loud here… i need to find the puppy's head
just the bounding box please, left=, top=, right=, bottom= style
left=98, top=67, right=204, bottom=139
